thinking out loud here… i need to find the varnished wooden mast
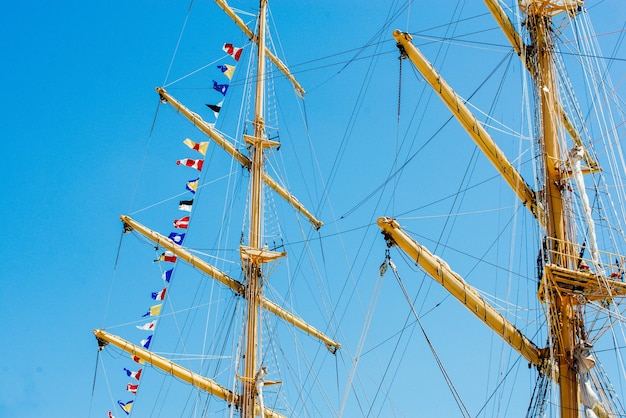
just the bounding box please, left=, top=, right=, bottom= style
left=214, top=0, right=305, bottom=97
left=524, top=3, right=579, bottom=416
left=482, top=0, right=598, bottom=171
left=388, top=1, right=592, bottom=416
left=96, top=2, right=334, bottom=416
left=242, top=1, right=271, bottom=416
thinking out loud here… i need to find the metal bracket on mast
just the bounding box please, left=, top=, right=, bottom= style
left=240, top=245, right=286, bottom=264
left=396, top=42, right=408, bottom=61
left=243, top=134, right=280, bottom=149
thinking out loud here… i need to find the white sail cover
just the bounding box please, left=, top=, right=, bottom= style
left=569, top=146, right=603, bottom=274
left=580, top=373, right=600, bottom=409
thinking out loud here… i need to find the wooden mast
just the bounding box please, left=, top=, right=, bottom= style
left=241, top=1, right=278, bottom=416
left=155, top=86, right=323, bottom=230
left=96, top=1, right=337, bottom=416
left=523, top=2, right=580, bottom=416
left=385, top=1, right=614, bottom=417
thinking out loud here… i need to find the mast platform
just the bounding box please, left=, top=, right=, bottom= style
left=539, top=237, right=626, bottom=302
left=541, top=265, right=626, bottom=302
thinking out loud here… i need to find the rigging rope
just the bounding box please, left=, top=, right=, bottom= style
left=337, top=252, right=388, bottom=417
left=525, top=371, right=551, bottom=418
left=386, top=252, right=472, bottom=418
left=162, top=0, right=195, bottom=87
left=88, top=348, right=102, bottom=417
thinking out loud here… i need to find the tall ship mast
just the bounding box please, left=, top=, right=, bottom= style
left=93, top=1, right=340, bottom=417
left=378, top=1, right=626, bottom=417
left=90, top=1, right=626, bottom=417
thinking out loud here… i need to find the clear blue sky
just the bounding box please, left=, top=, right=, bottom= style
left=1, top=1, right=625, bottom=417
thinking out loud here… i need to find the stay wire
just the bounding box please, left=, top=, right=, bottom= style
left=364, top=252, right=407, bottom=417
left=162, top=0, right=195, bottom=87
left=88, top=349, right=100, bottom=416
left=340, top=46, right=515, bottom=220
left=388, top=257, right=472, bottom=418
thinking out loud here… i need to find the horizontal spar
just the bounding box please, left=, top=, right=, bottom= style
left=121, top=215, right=340, bottom=352
left=378, top=216, right=555, bottom=376
left=94, top=329, right=285, bottom=418
left=157, top=87, right=323, bottom=230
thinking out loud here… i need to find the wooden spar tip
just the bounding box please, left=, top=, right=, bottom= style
left=393, top=30, right=411, bottom=41
left=122, top=221, right=132, bottom=233
left=120, top=215, right=133, bottom=233
left=395, top=40, right=408, bottom=60
left=156, top=87, right=167, bottom=103
left=94, top=329, right=109, bottom=351
left=378, top=216, right=399, bottom=247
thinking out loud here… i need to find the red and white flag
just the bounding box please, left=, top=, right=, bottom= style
left=223, top=43, right=242, bottom=61
left=156, top=251, right=176, bottom=263
left=136, top=320, right=156, bottom=331
left=173, top=216, right=189, bottom=229
left=177, top=158, right=203, bottom=171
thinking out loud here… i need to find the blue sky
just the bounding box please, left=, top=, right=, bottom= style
left=2, top=1, right=626, bottom=417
